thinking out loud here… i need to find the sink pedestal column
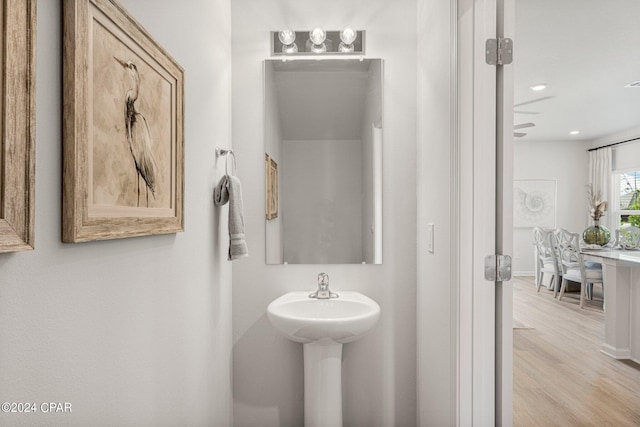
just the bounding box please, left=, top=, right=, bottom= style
left=303, top=341, right=343, bottom=427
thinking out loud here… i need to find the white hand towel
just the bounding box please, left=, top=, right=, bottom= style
left=214, top=174, right=249, bottom=260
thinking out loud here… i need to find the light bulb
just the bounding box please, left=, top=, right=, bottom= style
left=338, top=42, right=354, bottom=53
left=282, top=43, right=298, bottom=53
left=309, top=28, right=326, bottom=45
left=340, top=26, right=357, bottom=45
left=278, top=29, right=296, bottom=46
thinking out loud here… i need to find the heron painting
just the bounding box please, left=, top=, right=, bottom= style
left=63, top=0, right=184, bottom=242
left=115, top=57, right=158, bottom=208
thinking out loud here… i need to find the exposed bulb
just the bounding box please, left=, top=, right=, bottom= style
left=310, top=43, right=327, bottom=53
left=309, top=27, right=326, bottom=45
left=338, top=42, right=354, bottom=53
left=278, top=29, right=296, bottom=46
left=340, top=26, right=357, bottom=45
left=282, top=43, right=298, bottom=53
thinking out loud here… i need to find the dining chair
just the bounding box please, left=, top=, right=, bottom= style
left=557, top=229, right=603, bottom=308
left=532, top=227, right=561, bottom=296
left=615, top=225, right=640, bottom=249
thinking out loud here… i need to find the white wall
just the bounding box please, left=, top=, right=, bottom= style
left=231, top=0, right=417, bottom=425
left=264, top=62, right=283, bottom=264
left=0, top=1, right=233, bottom=426
left=361, top=63, right=383, bottom=264
left=416, top=0, right=456, bottom=424
left=282, top=140, right=363, bottom=264
left=589, top=125, right=640, bottom=149
left=513, top=140, right=589, bottom=274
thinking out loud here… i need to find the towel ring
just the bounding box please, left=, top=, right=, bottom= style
left=216, top=146, right=237, bottom=175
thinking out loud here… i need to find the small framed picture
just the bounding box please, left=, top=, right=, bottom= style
left=265, top=154, right=278, bottom=220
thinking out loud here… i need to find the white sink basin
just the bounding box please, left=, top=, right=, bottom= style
left=267, top=290, right=380, bottom=427
left=267, top=291, right=381, bottom=344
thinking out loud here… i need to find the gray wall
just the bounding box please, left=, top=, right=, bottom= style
left=361, top=63, right=383, bottom=264
left=231, top=0, right=418, bottom=425
left=0, top=1, right=233, bottom=425
left=282, top=139, right=363, bottom=264
left=264, top=62, right=283, bottom=264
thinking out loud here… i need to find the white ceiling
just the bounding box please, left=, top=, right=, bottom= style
left=515, top=0, right=640, bottom=141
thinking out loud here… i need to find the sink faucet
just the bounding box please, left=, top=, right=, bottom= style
left=309, top=273, right=339, bottom=299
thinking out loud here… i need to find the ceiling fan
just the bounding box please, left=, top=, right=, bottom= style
left=512, top=96, right=553, bottom=137
left=513, top=122, right=535, bottom=138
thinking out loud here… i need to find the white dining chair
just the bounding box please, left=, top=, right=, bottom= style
left=533, top=227, right=561, bottom=296
left=557, top=230, right=603, bottom=308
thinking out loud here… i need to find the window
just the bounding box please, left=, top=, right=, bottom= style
left=613, top=170, right=640, bottom=228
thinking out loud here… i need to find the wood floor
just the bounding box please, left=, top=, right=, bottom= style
left=513, top=276, right=640, bottom=426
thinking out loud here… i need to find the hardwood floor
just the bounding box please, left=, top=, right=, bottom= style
left=513, top=276, right=640, bottom=426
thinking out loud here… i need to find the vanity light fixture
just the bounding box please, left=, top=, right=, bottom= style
left=271, top=29, right=365, bottom=56
left=530, top=83, right=547, bottom=91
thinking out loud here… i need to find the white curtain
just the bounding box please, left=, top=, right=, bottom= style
left=588, top=147, right=613, bottom=231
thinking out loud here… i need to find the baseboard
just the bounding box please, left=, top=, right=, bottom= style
left=514, top=271, right=535, bottom=277
left=601, top=343, right=631, bottom=360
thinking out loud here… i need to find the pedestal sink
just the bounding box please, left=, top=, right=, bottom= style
left=267, top=291, right=380, bottom=427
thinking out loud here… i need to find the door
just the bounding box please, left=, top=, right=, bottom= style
left=457, top=0, right=514, bottom=425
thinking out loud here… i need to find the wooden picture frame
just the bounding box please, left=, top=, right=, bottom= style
left=265, top=154, right=278, bottom=220
left=62, top=0, right=184, bottom=242
left=0, top=0, right=36, bottom=253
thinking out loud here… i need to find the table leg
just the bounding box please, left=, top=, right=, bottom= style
left=600, top=261, right=632, bottom=359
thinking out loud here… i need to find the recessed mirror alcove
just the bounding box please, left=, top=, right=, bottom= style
left=264, top=58, right=383, bottom=264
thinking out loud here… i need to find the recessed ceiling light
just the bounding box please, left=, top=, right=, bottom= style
left=570, top=130, right=580, bottom=135
left=530, top=84, right=547, bottom=91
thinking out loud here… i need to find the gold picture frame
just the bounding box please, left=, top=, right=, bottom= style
left=0, top=0, right=36, bottom=253
left=62, top=0, right=184, bottom=242
left=265, top=154, right=278, bottom=220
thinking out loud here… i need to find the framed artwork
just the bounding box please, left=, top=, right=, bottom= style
left=62, top=0, right=184, bottom=242
left=0, top=0, right=36, bottom=253
left=514, top=179, right=557, bottom=228
left=265, top=154, right=278, bottom=220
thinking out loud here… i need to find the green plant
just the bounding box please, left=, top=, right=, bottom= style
left=628, top=191, right=640, bottom=227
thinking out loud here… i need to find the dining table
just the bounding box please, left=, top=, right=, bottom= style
left=581, top=247, right=640, bottom=363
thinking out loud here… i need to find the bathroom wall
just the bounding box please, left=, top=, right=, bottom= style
left=361, top=63, right=383, bottom=264
left=282, top=139, right=363, bottom=264
left=416, top=0, right=456, bottom=424
left=264, top=62, right=284, bottom=264
left=0, top=1, right=233, bottom=426
left=231, top=0, right=418, bottom=425
left=512, top=140, right=589, bottom=274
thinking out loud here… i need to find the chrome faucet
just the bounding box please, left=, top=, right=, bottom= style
left=309, top=273, right=339, bottom=299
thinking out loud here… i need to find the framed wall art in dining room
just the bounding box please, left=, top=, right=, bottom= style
left=0, top=0, right=36, bottom=253
left=62, top=0, right=184, bottom=242
left=513, top=179, right=557, bottom=228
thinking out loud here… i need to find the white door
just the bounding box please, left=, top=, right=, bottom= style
left=457, top=0, right=514, bottom=425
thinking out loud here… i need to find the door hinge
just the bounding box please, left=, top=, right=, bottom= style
left=484, top=254, right=512, bottom=282
left=485, top=38, right=513, bottom=66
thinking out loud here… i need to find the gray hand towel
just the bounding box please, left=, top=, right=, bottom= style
left=214, top=174, right=249, bottom=260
